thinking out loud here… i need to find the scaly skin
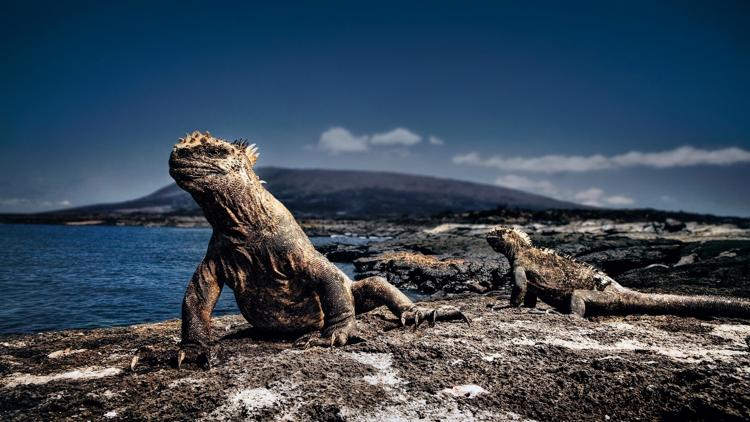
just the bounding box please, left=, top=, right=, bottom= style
left=133, top=131, right=469, bottom=370
left=486, top=226, right=750, bottom=318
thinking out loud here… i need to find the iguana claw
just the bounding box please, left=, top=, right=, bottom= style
left=129, top=355, right=139, bottom=372
left=429, top=309, right=437, bottom=327
left=400, top=306, right=470, bottom=329
left=177, top=350, right=186, bottom=369
left=459, top=311, right=471, bottom=326
left=129, top=346, right=156, bottom=372
left=130, top=346, right=174, bottom=371
left=294, top=318, right=359, bottom=348
left=172, top=344, right=220, bottom=370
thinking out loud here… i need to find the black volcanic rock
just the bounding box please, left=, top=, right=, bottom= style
left=3, top=296, right=749, bottom=421
left=575, top=244, right=682, bottom=275
left=664, top=218, right=687, bottom=232
left=533, top=234, right=684, bottom=276
left=354, top=251, right=508, bottom=294
left=2, top=215, right=750, bottom=420
left=617, top=239, right=750, bottom=298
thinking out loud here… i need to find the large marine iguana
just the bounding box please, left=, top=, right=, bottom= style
left=134, top=131, right=469, bottom=369
left=486, top=226, right=750, bottom=318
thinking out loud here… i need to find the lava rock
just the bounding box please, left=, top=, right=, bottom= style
left=2, top=296, right=749, bottom=421
left=618, top=240, right=750, bottom=298
left=576, top=244, right=683, bottom=276
left=317, top=243, right=370, bottom=262
left=354, top=251, right=509, bottom=294
left=663, top=218, right=687, bottom=232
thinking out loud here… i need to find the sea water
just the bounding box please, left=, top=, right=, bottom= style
left=0, top=224, right=363, bottom=334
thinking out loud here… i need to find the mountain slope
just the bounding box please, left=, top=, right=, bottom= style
left=46, top=167, right=580, bottom=218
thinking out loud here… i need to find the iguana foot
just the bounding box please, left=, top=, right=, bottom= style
left=129, top=344, right=220, bottom=371
left=129, top=346, right=166, bottom=371
left=294, top=318, right=360, bottom=348
left=176, top=343, right=221, bottom=370
left=400, top=306, right=471, bottom=330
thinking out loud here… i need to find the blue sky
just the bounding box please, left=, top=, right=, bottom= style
left=1, top=1, right=749, bottom=215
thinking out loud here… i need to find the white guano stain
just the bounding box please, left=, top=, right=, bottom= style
left=206, top=387, right=281, bottom=420
left=441, top=384, right=488, bottom=398
left=3, top=367, right=122, bottom=388
left=347, top=352, right=403, bottom=386
left=47, top=348, right=88, bottom=359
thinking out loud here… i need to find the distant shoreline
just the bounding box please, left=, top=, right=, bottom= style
left=1, top=206, right=749, bottom=230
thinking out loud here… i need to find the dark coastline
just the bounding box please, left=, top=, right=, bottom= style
left=2, top=211, right=750, bottom=419
left=2, top=206, right=749, bottom=230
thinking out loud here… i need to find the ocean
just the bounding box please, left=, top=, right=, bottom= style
left=0, top=224, right=363, bottom=335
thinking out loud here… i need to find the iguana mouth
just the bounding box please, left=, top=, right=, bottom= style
left=168, top=157, right=224, bottom=180
left=169, top=167, right=218, bottom=180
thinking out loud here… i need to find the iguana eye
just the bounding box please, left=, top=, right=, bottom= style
left=203, top=144, right=230, bottom=158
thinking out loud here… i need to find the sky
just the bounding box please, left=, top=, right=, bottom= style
left=1, top=0, right=749, bottom=216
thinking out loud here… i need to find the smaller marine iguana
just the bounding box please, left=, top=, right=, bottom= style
left=486, top=226, right=750, bottom=318
left=133, top=131, right=469, bottom=370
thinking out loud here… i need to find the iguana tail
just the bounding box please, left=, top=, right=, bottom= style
left=572, top=289, right=750, bottom=318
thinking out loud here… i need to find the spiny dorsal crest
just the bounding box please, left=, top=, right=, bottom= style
left=177, top=131, right=260, bottom=165
left=244, top=141, right=259, bottom=166
left=232, top=137, right=260, bottom=165
left=508, top=227, right=532, bottom=246
left=488, top=226, right=532, bottom=247
left=540, top=247, right=608, bottom=278
left=233, top=138, right=249, bottom=148
left=178, top=130, right=212, bottom=146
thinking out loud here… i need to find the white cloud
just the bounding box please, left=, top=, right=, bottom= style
left=604, top=195, right=635, bottom=206
left=611, top=146, right=750, bottom=168
left=0, top=198, right=72, bottom=209
left=318, top=127, right=369, bottom=154
left=0, top=198, right=72, bottom=206
left=494, top=174, right=559, bottom=197
left=574, top=188, right=606, bottom=207
left=0, top=198, right=24, bottom=206
left=371, top=128, right=422, bottom=146
left=429, top=136, right=444, bottom=145
left=493, top=175, right=634, bottom=207
left=453, top=146, right=750, bottom=173
left=574, top=188, right=634, bottom=207
left=660, top=195, right=675, bottom=203
left=317, top=127, right=427, bottom=154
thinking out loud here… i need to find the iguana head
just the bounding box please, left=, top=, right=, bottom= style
left=169, top=131, right=261, bottom=196
left=486, top=226, right=532, bottom=258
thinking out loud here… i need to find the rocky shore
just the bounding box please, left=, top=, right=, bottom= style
left=315, top=213, right=750, bottom=300
left=2, top=210, right=750, bottom=420
left=2, top=295, right=749, bottom=420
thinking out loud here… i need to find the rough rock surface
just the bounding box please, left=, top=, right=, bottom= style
left=2, top=295, right=749, bottom=421
left=618, top=240, right=750, bottom=298
left=314, top=219, right=750, bottom=298
left=3, top=212, right=750, bottom=420
left=355, top=251, right=507, bottom=294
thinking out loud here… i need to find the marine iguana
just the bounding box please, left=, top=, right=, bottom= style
left=486, top=226, right=750, bottom=318
left=133, top=131, right=469, bottom=369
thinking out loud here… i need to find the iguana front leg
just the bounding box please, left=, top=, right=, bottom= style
left=296, top=257, right=357, bottom=348
left=509, top=265, right=529, bottom=307
left=178, top=258, right=224, bottom=367
left=131, top=258, right=223, bottom=370
left=503, top=268, right=561, bottom=315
